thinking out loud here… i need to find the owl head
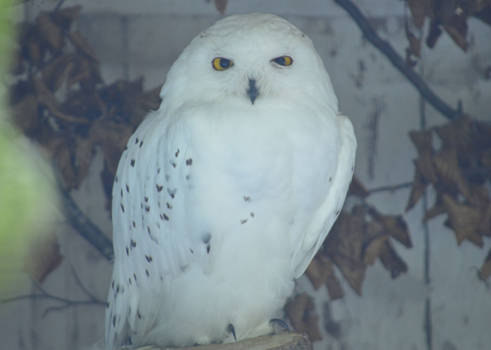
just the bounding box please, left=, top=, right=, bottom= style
left=160, top=13, right=338, bottom=115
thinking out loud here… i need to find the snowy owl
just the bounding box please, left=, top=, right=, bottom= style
left=105, top=13, right=356, bottom=349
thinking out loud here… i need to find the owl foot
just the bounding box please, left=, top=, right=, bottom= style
left=227, top=323, right=237, bottom=341
left=269, top=318, right=290, bottom=334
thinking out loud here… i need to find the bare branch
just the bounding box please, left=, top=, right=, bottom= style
left=334, top=0, right=461, bottom=121
left=367, top=181, right=413, bottom=195
left=56, top=175, right=114, bottom=261
left=1, top=274, right=107, bottom=318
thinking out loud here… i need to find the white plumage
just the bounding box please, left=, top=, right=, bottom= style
left=105, top=13, right=356, bottom=349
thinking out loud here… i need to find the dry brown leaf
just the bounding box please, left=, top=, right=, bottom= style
left=379, top=241, right=408, bottom=279
left=478, top=249, right=491, bottom=280
left=424, top=195, right=446, bottom=221
left=36, top=13, right=64, bottom=51
left=433, top=148, right=472, bottom=201
left=426, top=19, right=442, bottom=48
left=325, top=269, right=344, bottom=301
left=407, top=0, right=432, bottom=28
left=286, top=293, right=322, bottom=341
left=362, top=220, right=387, bottom=266
left=442, top=195, right=482, bottom=245
left=406, top=167, right=428, bottom=211
left=52, top=5, right=82, bottom=29
left=328, top=252, right=365, bottom=296
left=409, top=129, right=433, bottom=155
left=348, top=176, right=369, bottom=198
left=12, top=93, right=39, bottom=134
left=41, top=54, right=75, bottom=91
left=34, top=77, right=89, bottom=125
left=433, top=116, right=473, bottom=152
left=26, top=39, right=44, bottom=66
left=443, top=20, right=468, bottom=51
left=24, top=231, right=63, bottom=283
left=68, top=30, right=98, bottom=61
left=415, top=153, right=438, bottom=183
left=214, top=0, right=228, bottom=14
left=306, top=255, right=332, bottom=290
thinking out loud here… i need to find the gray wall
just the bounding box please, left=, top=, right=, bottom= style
left=2, top=1, right=490, bottom=350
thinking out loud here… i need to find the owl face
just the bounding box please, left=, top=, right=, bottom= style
left=161, top=14, right=338, bottom=114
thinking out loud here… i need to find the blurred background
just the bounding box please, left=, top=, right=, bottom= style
left=1, top=1, right=490, bottom=350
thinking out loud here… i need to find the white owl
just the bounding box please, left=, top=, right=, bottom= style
left=105, top=13, right=356, bottom=349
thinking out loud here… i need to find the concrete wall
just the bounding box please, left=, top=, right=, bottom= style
left=2, top=1, right=490, bottom=350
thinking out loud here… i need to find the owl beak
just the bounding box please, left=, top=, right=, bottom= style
left=246, top=78, right=259, bottom=104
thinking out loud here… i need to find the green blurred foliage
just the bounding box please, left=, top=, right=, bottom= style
left=0, top=0, right=58, bottom=295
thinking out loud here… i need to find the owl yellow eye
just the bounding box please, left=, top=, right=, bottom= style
left=271, top=56, right=293, bottom=67
left=212, top=57, right=233, bottom=71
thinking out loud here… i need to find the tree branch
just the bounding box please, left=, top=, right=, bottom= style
left=1, top=272, right=107, bottom=318
left=334, top=0, right=461, bottom=121
left=367, top=181, right=413, bottom=195
left=55, top=172, right=114, bottom=261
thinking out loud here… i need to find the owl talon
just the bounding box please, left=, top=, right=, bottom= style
left=227, top=323, right=237, bottom=341
left=269, top=318, right=290, bottom=334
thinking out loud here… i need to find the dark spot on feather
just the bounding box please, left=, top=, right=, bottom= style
left=135, top=137, right=139, bottom=144
left=202, top=232, right=211, bottom=244
left=144, top=196, right=148, bottom=202
left=157, top=168, right=161, bottom=174
left=166, top=202, right=172, bottom=209
left=190, top=248, right=194, bottom=254
left=130, top=239, right=136, bottom=248
left=175, top=149, right=180, bottom=157
left=165, top=174, right=170, bottom=181
left=243, top=196, right=251, bottom=202
left=137, top=311, right=142, bottom=319
left=329, top=176, right=332, bottom=182
left=113, top=315, right=116, bottom=327
left=120, top=189, right=123, bottom=197
left=156, top=184, right=163, bottom=192
left=185, top=174, right=191, bottom=180
left=207, top=245, right=211, bottom=254
left=145, top=205, right=150, bottom=212
left=160, top=213, right=169, bottom=221
left=250, top=212, right=255, bottom=218
left=120, top=204, right=125, bottom=213
left=130, top=159, right=135, bottom=167
left=186, top=158, right=193, bottom=166
left=128, top=278, right=132, bottom=285
left=114, top=176, right=118, bottom=183
left=147, top=226, right=151, bottom=234
left=133, top=273, right=137, bottom=282
left=139, top=140, right=143, bottom=147
left=111, top=280, right=115, bottom=289
left=126, top=184, right=130, bottom=192
left=171, top=162, right=176, bottom=168
left=240, top=219, right=248, bottom=224
left=132, top=221, right=136, bottom=228
left=145, top=255, right=153, bottom=263
left=126, top=247, right=129, bottom=256
left=167, top=188, right=176, bottom=199
left=145, top=269, right=150, bottom=277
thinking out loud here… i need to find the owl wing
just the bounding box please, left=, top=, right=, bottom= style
left=105, top=109, right=205, bottom=349
left=291, top=114, right=356, bottom=278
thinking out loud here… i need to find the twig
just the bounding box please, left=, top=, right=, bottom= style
left=334, top=0, right=461, bottom=121
left=1, top=274, right=107, bottom=318
left=367, top=181, right=413, bottom=195
left=54, top=169, right=114, bottom=261
left=59, top=182, right=114, bottom=261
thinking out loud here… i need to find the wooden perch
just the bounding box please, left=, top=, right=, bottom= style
left=132, top=333, right=312, bottom=350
